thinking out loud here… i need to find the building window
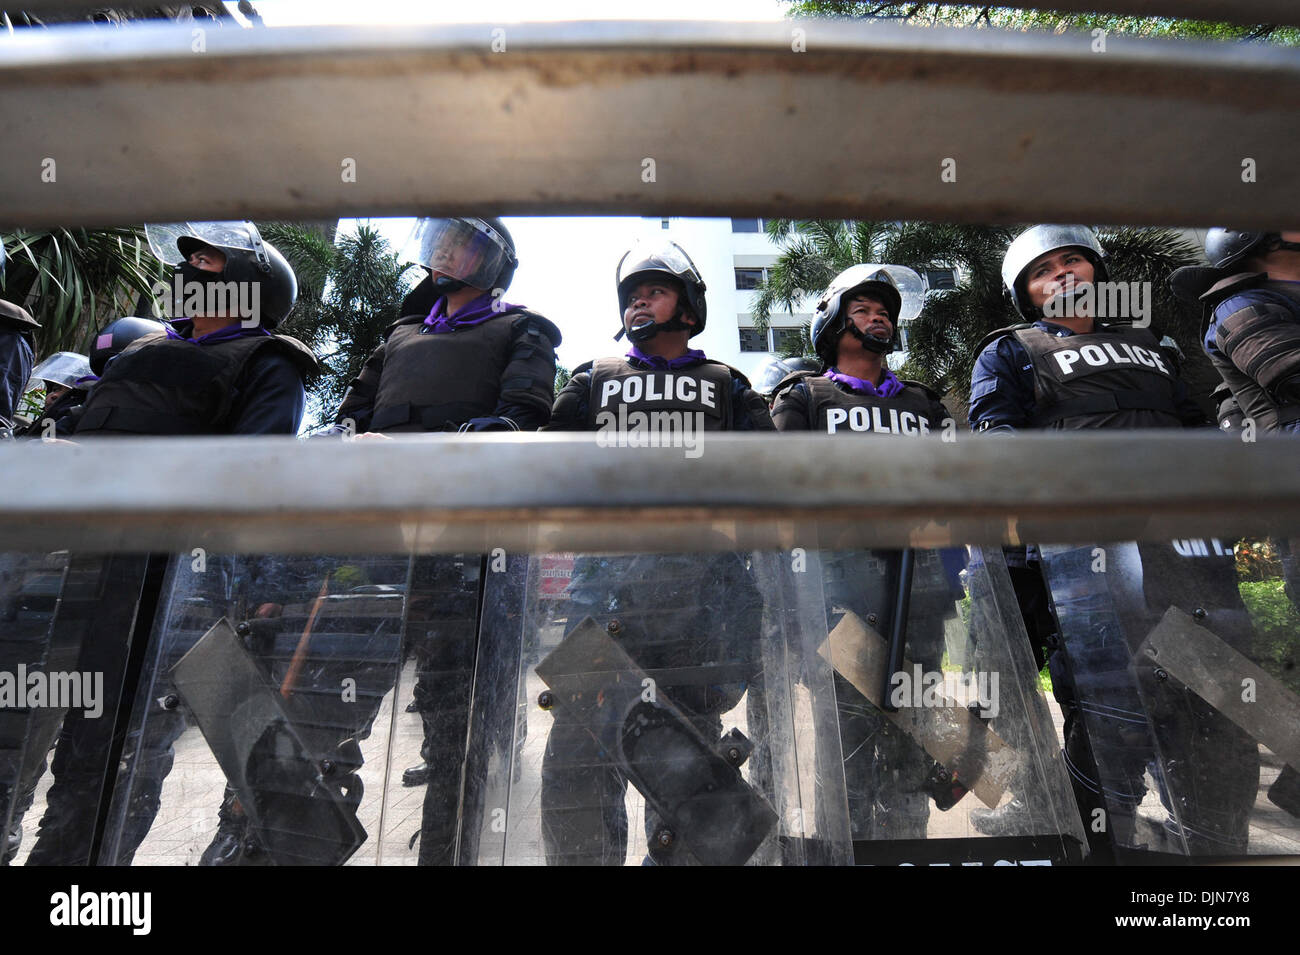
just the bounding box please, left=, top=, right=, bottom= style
left=771, top=327, right=805, bottom=355
left=924, top=268, right=958, bottom=291
left=734, top=268, right=765, bottom=290
left=731, top=218, right=764, bottom=233
left=738, top=328, right=767, bottom=353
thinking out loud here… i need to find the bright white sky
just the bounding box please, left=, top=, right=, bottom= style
left=228, top=1, right=793, bottom=371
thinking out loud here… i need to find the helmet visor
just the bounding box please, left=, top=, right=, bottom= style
left=616, top=240, right=702, bottom=293
left=410, top=217, right=513, bottom=290
left=25, top=351, right=92, bottom=391
left=145, top=221, right=261, bottom=267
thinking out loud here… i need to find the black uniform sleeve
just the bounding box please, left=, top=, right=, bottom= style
left=334, top=342, right=387, bottom=433
left=1213, top=294, right=1300, bottom=407
left=490, top=314, right=559, bottom=430
left=0, top=327, right=35, bottom=430
left=732, top=378, right=776, bottom=431
left=969, top=337, right=1033, bottom=433
left=771, top=381, right=812, bottom=432
left=544, top=370, right=592, bottom=432
left=227, top=350, right=308, bottom=435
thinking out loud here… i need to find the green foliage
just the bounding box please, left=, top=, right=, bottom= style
left=785, top=2, right=1299, bottom=44
left=555, top=364, right=572, bottom=393
left=1238, top=579, right=1300, bottom=693
left=263, top=222, right=418, bottom=429
left=0, top=226, right=168, bottom=357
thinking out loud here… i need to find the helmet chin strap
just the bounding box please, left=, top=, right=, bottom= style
left=843, top=318, right=891, bottom=354
left=1264, top=235, right=1300, bottom=256
left=433, top=274, right=468, bottom=294
left=624, top=306, right=694, bottom=343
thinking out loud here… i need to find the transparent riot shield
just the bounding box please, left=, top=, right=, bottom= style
left=460, top=549, right=854, bottom=866
left=99, top=553, right=412, bottom=865
left=1, top=551, right=161, bottom=866
left=1040, top=538, right=1300, bottom=860
left=0, top=551, right=71, bottom=865
left=815, top=545, right=1086, bottom=865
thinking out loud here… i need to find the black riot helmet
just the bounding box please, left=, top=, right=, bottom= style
left=90, top=316, right=168, bottom=375
left=1204, top=228, right=1300, bottom=271
left=614, top=240, right=708, bottom=342
left=145, top=221, right=298, bottom=329
left=754, top=355, right=822, bottom=398
left=408, top=216, right=518, bottom=294
left=810, top=264, right=922, bottom=363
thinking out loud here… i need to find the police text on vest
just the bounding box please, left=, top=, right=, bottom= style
left=1052, top=341, right=1169, bottom=377
left=826, top=406, right=930, bottom=435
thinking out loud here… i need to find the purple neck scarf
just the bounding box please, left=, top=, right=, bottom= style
left=627, top=345, right=709, bottom=370
left=165, top=320, right=272, bottom=345
left=825, top=366, right=904, bottom=397
left=423, top=291, right=519, bottom=334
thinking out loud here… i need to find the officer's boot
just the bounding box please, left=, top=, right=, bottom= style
left=199, top=788, right=254, bottom=866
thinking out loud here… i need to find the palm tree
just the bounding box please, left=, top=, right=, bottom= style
left=264, top=222, right=419, bottom=429
left=753, top=220, right=1207, bottom=415
left=0, top=226, right=167, bottom=357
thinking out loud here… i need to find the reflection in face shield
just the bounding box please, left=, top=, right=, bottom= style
left=416, top=219, right=514, bottom=291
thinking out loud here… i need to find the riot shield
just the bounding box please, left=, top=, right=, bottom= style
left=460, top=548, right=854, bottom=866
left=1, top=550, right=162, bottom=866
left=99, top=553, right=411, bottom=865
left=815, top=545, right=1085, bottom=865
left=1039, top=538, right=1300, bottom=860
left=0, top=551, right=71, bottom=864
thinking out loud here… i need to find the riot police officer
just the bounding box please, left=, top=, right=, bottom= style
left=331, top=216, right=559, bottom=436
left=316, top=217, right=559, bottom=865
left=771, top=265, right=966, bottom=844
left=13, top=351, right=92, bottom=439
left=1187, top=229, right=1300, bottom=435
left=539, top=241, right=772, bottom=864
left=71, top=221, right=317, bottom=436
left=970, top=225, right=1203, bottom=432
left=970, top=226, right=1259, bottom=858
left=0, top=238, right=39, bottom=439
left=30, top=223, right=316, bottom=865
left=549, top=240, right=772, bottom=432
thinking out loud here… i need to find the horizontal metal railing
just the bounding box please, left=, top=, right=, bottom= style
left=2, top=18, right=1298, bottom=227
left=1, top=432, right=1297, bottom=554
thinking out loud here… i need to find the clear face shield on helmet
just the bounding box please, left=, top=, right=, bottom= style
left=815, top=264, right=925, bottom=356
left=25, top=351, right=93, bottom=393
left=144, top=221, right=266, bottom=268
left=406, top=217, right=515, bottom=290
left=615, top=241, right=703, bottom=307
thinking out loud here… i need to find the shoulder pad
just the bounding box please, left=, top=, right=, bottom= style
left=509, top=308, right=563, bottom=348
left=725, top=364, right=755, bottom=389
left=1202, top=272, right=1268, bottom=304
left=383, top=313, right=426, bottom=339
left=897, top=379, right=944, bottom=402
left=571, top=360, right=596, bottom=377
left=975, top=323, right=1033, bottom=357
left=269, top=334, right=322, bottom=377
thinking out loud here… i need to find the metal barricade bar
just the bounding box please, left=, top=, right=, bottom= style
left=2, top=19, right=1298, bottom=227
left=1, top=432, right=1297, bottom=553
